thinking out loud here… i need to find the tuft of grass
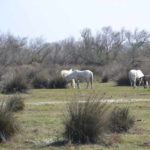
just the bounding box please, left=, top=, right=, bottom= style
left=0, top=102, right=19, bottom=142
left=5, top=95, right=25, bottom=112
left=109, top=106, right=135, bottom=133
left=63, top=93, right=110, bottom=144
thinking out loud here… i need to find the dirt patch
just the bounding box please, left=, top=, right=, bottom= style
left=26, top=99, right=150, bottom=106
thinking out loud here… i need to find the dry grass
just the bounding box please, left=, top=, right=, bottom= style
left=0, top=82, right=149, bottom=150
left=0, top=102, right=19, bottom=142
left=63, top=93, right=110, bottom=144
left=109, top=106, right=135, bottom=133
left=5, top=95, right=25, bottom=112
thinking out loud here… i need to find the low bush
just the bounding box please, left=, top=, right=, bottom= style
left=1, top=71, right=28, bottom=94
left=0, top=102, right=19, bottom=142
left=101, top=75, right=109, bottom=83
left=5, top=95, right=25, bottom=112
left=116, top=74, right=130, bottom=86
left=63, top=94, right=110, bottom=144
left=109, top=106, right=135, bottom=133
left=48, top=76, right=67, bottom=89
left=32, top=75, right=48, bottom=88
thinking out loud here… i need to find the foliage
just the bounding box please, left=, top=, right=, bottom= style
left=0, top=102, right=19, bottom=142
left=1, top=70, right=28, bottom=94
left=109, top=106, right=135, bottom=133
left=5, top=95, right=25, bottom=112
left=48, top=76, right=68, bottom=89
left=63, top=94, right=110, bottom=144
left=116, top=74, right=130, bottom=86
left=101, top=75, right=109, bottom=83
left=32, top=75, right=49, bottom=88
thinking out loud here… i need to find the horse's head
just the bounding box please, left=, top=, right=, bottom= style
left=141, top=75, right=150, bottom=88
left=138, top=77, right=143, bottom=86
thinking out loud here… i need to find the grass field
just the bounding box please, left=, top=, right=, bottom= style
left=0, top=82, right=150, bottom=150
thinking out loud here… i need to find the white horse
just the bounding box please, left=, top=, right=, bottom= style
left=61, top=69, right=75, bottom=88
left=128, top=69, right=144, bottom=88
left=65, top=70, right=93, bottom=89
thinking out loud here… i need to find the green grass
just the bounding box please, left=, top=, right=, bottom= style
left=0, top=102, right=150, bottom=150
left=2, top=82, right=148, bottom=103
left=0, top=82, right=149, bottom=149
left=1, top=82, right=150, bottom=103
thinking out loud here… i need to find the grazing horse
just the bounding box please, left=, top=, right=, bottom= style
left=61, top=69, right=75, bottom=88
left=128, top=69, right=144, bottom=88
left=142, top=75, right=150, bottom=88
left=65, top=70, right=93, bottom=89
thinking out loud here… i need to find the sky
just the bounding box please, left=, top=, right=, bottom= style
left=0, top=0, right=150, bottom=42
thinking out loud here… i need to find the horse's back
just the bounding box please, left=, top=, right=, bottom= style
left=85, top=70, right=93, bottom=74
left=129, top=69, right=136, bottom=75
left=86, top=70, right=93, bottom=78
left=136, top=70, right=144, bottom=78
left=129, top=70, right=136, bottom=80
left=78, top=70, right=93, bottom=77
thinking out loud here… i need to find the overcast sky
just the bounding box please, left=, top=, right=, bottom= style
left=0, top=0, right=149, bottom=42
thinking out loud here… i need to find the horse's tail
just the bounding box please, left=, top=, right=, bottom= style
left=90, top=72, right=93, bottom=88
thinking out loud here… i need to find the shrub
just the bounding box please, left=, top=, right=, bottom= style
left=19, top=64, right=39, bottom=83
left=48, top=76, right=67, bottom=89
left=116, top=74, right=130, bottom=86
left=32, top=75, right=48, bottom=88
left=109, top=106, right=135, bottom=133
left=0, top=102, right=19, bottom=142
left=5, top=95, right=25, bottom=112
left=1, top=71, right=28, bottom=94
left=63, top=94, right=110, bottom=144
left=101, top=75, right=109, bottom=83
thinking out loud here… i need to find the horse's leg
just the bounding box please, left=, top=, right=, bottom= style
left=131, top=82, right=133, bottom=87
left=90, top=75, right=93, bottom=89
left=130, top=79, right=132, bottom=87
left=70, top=81, right=72, bottom=87
left=72, top=79, right=76, bottom=88
left=129, top=78, right=134, bottom=87
left=133, top=80, right=136, bottom=88
left=86, top=81, right=89, bottom=89
left=139, top=78, right=142, bottom=86
left=77, top=80, right=80, bottom=89
left=90, top=76, right=93, bottom=89
left=146, top=81, right=149, bottom=88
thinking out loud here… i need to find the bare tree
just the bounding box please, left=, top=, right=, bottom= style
left=124, top=29, right=150, bottom=68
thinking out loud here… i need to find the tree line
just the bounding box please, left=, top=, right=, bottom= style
left=0, top=27, right=150, bottom=72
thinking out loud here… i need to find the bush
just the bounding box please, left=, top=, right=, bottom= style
left=5, top=95, right=25, bottom=112
left=109, top=106, right=135, bottom=133
left=48, top=76, right=67, bottom=89
left=1, top=71, right=28, bottom=94
left=116, top=74, right=130, bottom=86
left=101, top=75, right=109, bottom=83
left=0, top=102, right=19, bottom=142
left=32, top=75, right=48, bottom=88
left=63, top=94, right=110, bottom=144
